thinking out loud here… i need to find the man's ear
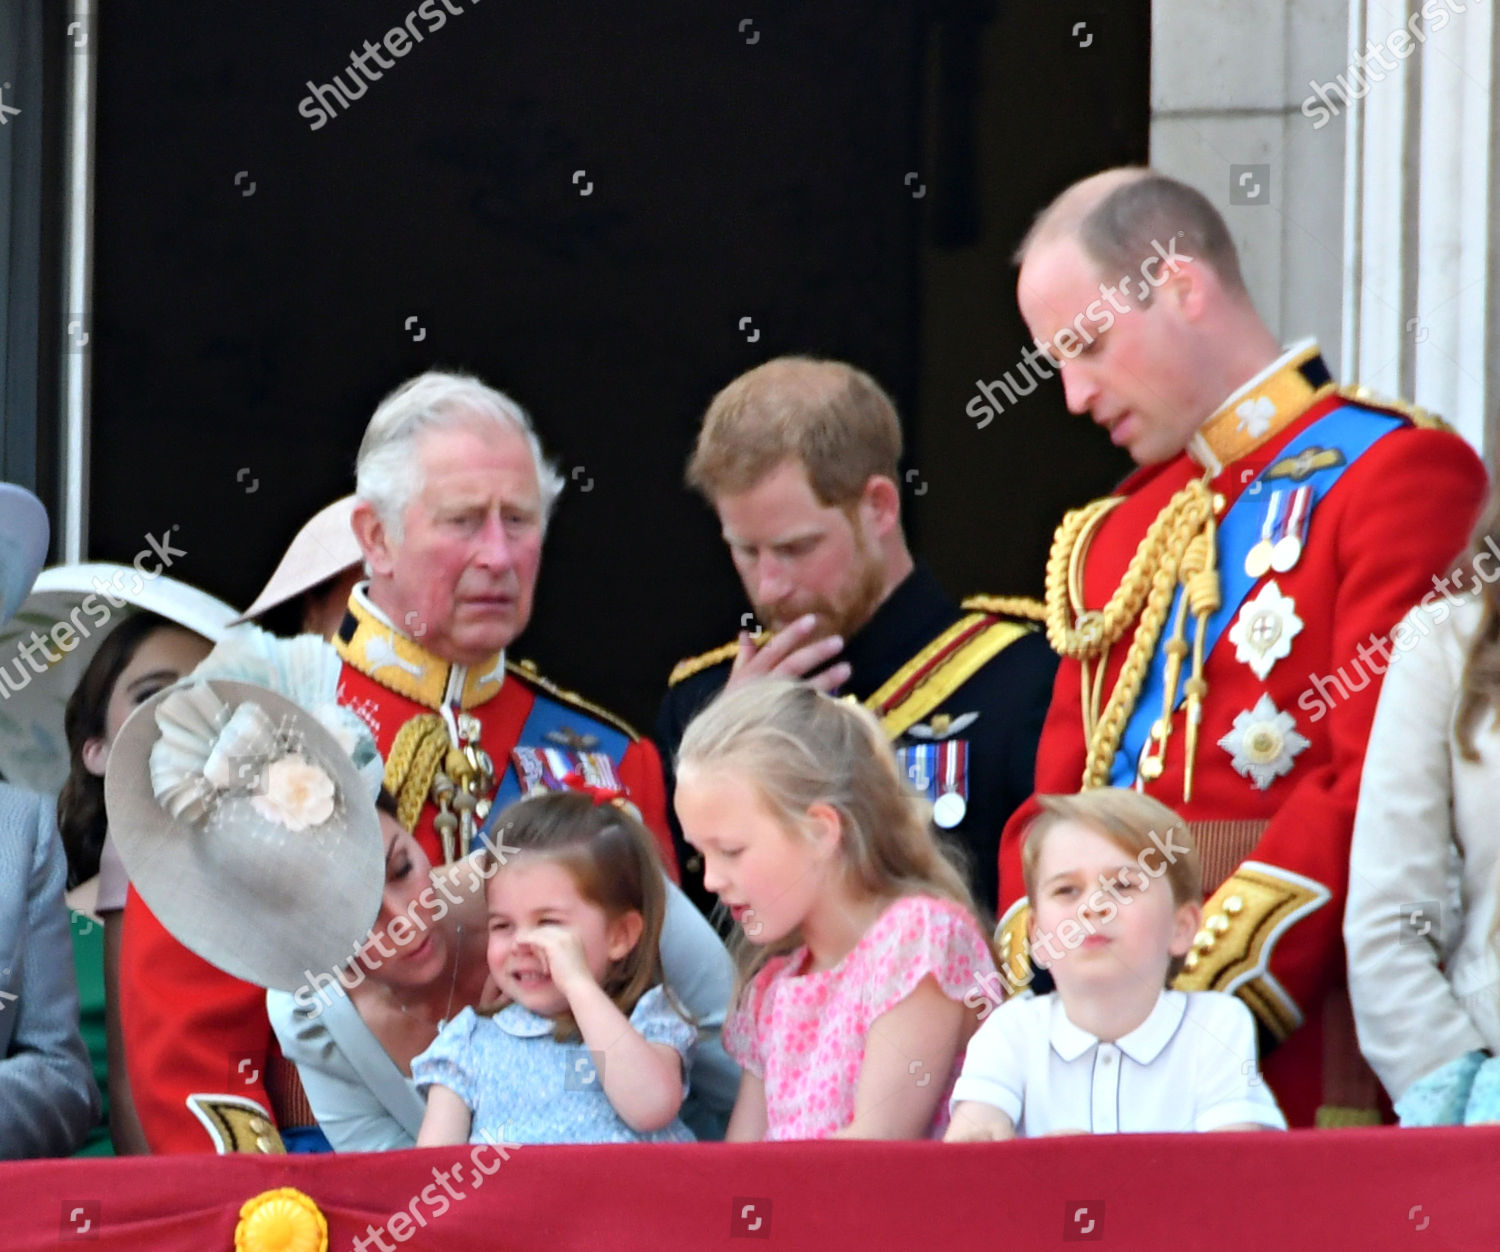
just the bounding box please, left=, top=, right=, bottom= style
left=607, top=909, right=645, bottom=962
left=1158, top=258, right=1210, bottom=323
left=351, top=500, right=397, bottom=578
left=860, top=474, right=902, bottom=540
left=81, top=736, right=109, bottom=779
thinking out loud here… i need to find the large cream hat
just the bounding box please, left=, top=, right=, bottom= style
left=105, top=678, right=384, bottom=991
left=234, top=496, right=362, bottom=625
left=0, top=565, right=237, bottom=791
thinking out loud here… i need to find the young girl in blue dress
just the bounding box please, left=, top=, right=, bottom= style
left=413, top=788, right=696, bottom=1145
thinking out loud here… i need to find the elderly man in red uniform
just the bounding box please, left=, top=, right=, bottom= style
left=121, top=372, right=678, bottom=1151
left=994, top=168, right=1487, bottom=1128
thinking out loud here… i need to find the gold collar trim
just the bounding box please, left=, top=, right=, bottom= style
left=1186, top=341, right=1335, bottom=475
left=333, top=587, right=505, bottom=710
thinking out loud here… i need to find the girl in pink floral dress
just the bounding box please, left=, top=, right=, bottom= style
left=674, top=678, right=997, bottom=1140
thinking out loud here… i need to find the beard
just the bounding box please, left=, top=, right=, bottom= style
left=754, top=535, right=888, bottom=644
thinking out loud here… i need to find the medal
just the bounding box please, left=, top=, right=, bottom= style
left=932, top=740, right=969, bottom=828
left=933, top=792, right=967, bottom=828
left=1270, top=486, right=1312, bottom=573
left=1243, top=489, right=1283, bottom=579
left=899, top=740, right=968, bottom=828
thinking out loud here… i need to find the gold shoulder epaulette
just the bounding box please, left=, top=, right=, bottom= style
left=961, top=594, right=1046, bottom=623
left=185, top=1094, right=285, bottom=1154
left=1338, top=384, right=1453, bottom=433
left=668, top=640, right=739, bottom=687
left=507, top=659, right=641, bottom=741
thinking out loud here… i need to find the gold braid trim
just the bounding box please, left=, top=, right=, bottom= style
left=1337, top=384, right=1452, bottom=432
left=1045, top=480, right=1216, bottom=790
left=959, top=594, right=1047, bottom=622
left=383, top=714, right=450, bottom=833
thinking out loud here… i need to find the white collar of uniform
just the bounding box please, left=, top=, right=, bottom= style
left=1048, top=988, right=1188, bottom=1064
left=1185, top=337, right=1320, bottom=475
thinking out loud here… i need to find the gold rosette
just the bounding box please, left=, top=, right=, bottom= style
left=235, top=1187, right=328, bottom=1252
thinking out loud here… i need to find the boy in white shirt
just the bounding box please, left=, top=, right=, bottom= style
left=945, top=789, right=1285, bottom=1138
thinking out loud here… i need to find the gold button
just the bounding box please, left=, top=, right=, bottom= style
left=255, top=1134, right=276, bottom=1153
left=1224, top=895, right=1244, bottom=915
left=1184, top=951, right=1200, bottom=971
left=1193, top=930, right=1215, bottom=950
left=1139, top=758, right=1164, bottom=782
left=247, top=1116, right=270, bottom=1135
left=1206, top=915, right=1229, bottom=934
left=1212, top=492, right=1227, bottom=514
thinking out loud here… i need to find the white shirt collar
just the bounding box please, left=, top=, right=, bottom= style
left=1048, top=989, right=1188, bottom=1064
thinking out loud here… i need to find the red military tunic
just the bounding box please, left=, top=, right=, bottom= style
left=331, top=589, right=676, bottom=874
left=996, top=345, right=1487, bottom=1128
left=121, top=589, right=674, bottom=1152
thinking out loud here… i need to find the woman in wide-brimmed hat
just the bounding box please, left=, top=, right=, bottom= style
left=107, top=624, right=739, bottom=1151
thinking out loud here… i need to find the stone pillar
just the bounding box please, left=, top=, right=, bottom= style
left=1150, top=0, right=1350, bottom=375
left=1342, top=0, right=1497, bottom=449
left=1152, top=0, right=1497, bottom=450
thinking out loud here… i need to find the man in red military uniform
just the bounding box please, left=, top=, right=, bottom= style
left=121, top=371, right=676, bottom=1151
left=994, top=169, right=1487, bottom=1128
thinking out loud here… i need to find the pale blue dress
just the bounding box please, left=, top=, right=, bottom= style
left=411, top=989, right=696, bottom=1144
left=268, top=875, right=738, bottom=1148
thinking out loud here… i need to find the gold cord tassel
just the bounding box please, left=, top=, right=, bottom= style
left=384, top=714, right=449, bottom=836
left=1046, top=478, right=1216, bottom=790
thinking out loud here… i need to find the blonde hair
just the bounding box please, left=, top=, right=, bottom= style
left=675, top=677, right=987, bottom=990
left=476, top=791, right=683, bottom=1042
left=1022, top=790, right=1201, bottom=983
left=685, top=357, right=902, bottom=505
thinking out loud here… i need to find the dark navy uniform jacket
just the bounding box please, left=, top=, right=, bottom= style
left=657, top=563, right=1058, bottom=919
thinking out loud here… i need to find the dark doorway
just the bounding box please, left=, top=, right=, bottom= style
left=88, top=0, right=1147, bottom=728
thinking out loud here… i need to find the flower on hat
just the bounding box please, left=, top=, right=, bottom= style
left=250, top=754, right=336, bottom=831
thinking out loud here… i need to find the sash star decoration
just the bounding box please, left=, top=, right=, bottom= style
left=1218, top=694, right=1310, bottom=790
left=1227, top=582, right=1303, bottom=680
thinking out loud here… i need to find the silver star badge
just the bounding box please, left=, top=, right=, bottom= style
left=1218, top=694, right=1310, bottom=790
left=1227, top=581, right=1303, bottom=680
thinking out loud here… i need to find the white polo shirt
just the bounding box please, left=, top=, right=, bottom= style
left=950, top=989, right=1286, bottom=1135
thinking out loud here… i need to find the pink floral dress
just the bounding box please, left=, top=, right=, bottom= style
left=723, top=894, right=995, bottom=1140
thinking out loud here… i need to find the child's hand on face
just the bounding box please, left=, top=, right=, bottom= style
left=516, top=924, right=594, bottom=995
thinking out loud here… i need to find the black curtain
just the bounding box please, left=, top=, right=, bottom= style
left=90, top=0, right=1149, bottom=728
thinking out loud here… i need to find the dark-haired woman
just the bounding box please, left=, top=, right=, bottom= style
left=58, top=612, right=211, bottom=1153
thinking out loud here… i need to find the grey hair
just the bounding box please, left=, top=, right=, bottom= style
left=354, top=371, right=566, bottom=540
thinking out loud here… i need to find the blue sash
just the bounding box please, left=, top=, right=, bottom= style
left=1110, top=405, right=1402, bottom=787
left=481, top=685, right=632, bottom=833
